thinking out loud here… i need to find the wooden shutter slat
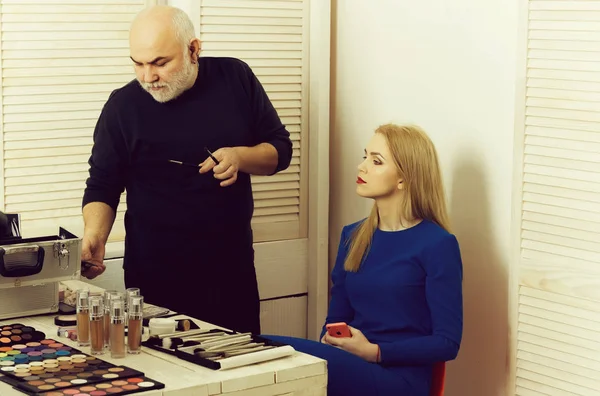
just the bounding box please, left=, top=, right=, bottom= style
left=0, top=0, right=146, bottom=239
left=515, top=1, right=600, bottom=393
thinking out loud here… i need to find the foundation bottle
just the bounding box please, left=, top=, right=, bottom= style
left=125, top=287, right=140, bottom=312
left=127, top=295, right=144, bottom=354
left=76, top=289, right=90, bottom=347
left=110, top=299, right=126, bottom=358
left=103, top=290, right=117, bottom=348
left=89, top=296, right=104, bottom=355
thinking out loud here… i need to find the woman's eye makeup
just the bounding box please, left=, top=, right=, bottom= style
left=362, top=155, right=382, bottom=165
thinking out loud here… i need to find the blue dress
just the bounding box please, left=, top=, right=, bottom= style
left=265, top=219, right=463, bottom=396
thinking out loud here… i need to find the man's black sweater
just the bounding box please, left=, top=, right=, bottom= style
left=83, top=57, right=293, bottom=271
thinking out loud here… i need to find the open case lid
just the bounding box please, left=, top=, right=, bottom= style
left=0, top=227, right=82, bottom=288
left=0, top=211, right=21, bottom=245
left=0, top=227, right=80, bottom=247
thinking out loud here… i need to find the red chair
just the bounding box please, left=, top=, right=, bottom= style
left=430, top=361, right=446, bottom=396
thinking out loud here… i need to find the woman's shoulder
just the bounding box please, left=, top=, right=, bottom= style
left=418, top=220, right=462, bottom=257
left=419, top=219, right=455, bottom=239
left=339, top=218, right=367, bottom=242
left=342, top=219, right=364, bottom=233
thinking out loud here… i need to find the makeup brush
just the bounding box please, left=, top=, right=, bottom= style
left=204, top=147, right=220, bottom=165
left=151, top=328, right=211, bottom=340
left=203, top=338, right=253, bottom=352
left=200, top=334, right=252, bottom=349
left=146, top=328, right=212, bottom=347
left=161, top=331, right=227, bottom=349
left=168, top=159, right=200, bottom=168
left=173, top=332, right=227, bottom=343
left=205, top=340, right=257, bottom=352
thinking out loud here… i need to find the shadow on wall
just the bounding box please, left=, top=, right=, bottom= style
left=446, top=156, right=509, bottom=396
left=328, top=0, right=339, bottom=280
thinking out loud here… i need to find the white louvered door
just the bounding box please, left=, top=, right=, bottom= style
left=513, top=1, right=600, bottom=394
left=198, top=0, right=307, bottom=243
left=0, top=0, right=156, bottom=242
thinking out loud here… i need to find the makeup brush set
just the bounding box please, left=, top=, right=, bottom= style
left=142, top=327, right=295, bottom=370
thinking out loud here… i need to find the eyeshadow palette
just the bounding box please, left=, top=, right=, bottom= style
left=14, top=365, right=146, bottom=394
left=0, top=324, right=46, bottom=347
left=0, top=323, right=165, bottom=395
left=36, top=376, right=165, bottom=395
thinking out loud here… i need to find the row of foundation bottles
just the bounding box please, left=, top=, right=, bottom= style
left=75, top=288, right=144, bottom=358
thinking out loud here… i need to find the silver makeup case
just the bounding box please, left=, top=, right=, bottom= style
left=0, top=227, right=82, bottom=320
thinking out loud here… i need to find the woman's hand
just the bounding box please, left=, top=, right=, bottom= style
left=324, top=326, right=379, bottom=362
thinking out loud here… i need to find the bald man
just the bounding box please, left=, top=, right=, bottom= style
left=80, top=6, right=292, bottom=334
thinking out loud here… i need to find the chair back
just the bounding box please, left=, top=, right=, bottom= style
left=430, top=361, right=446, bottom=396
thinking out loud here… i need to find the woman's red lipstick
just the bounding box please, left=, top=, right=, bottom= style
left=357, top=177, right=366, bottom=184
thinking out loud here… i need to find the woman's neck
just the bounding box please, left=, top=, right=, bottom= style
left=376, top=198, right=419, bottom=231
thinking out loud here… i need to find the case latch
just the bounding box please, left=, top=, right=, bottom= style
left=54, top=242, right=70, bottom=270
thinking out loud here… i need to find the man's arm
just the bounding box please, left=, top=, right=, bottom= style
left=200, top=59, right=293, bottom=185
left=83, top=202, right=116, bottom=246
left=236, top=143, right=278, bottom=175
left=82, top=91, right=127, bottom=243
left=80, top=95, right=127, bottom=278
left=245, top=60, right=293, bottom=175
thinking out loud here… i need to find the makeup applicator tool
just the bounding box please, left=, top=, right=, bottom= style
left=159, top=330, right=228, bottom=349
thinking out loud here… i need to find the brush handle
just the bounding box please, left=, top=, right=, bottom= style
left=168, top=159, right=201, bottom=168
left=204, top=338, right=253, bottom=351
left=200, top=334, right=251, bottom=349
left=155, top=328, right=211, bottom=339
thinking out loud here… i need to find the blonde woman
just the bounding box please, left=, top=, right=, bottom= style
left=265, top=124, right=463, bottom=395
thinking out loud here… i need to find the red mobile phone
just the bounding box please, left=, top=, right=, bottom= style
left=326, top=322, right=351, bottom=338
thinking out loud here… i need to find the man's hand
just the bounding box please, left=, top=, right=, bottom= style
left=199, top=147, right=241, bottom=187
left=323, top=326, right=379, bottom=362
left=81, top=233, right=107, bottom=280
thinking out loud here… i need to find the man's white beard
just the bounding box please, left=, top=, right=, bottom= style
left=139, top=58, right=196, bottom=103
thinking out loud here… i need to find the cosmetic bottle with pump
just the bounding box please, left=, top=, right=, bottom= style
left=125, top=287, right=140, bottom=312
left=110, top=299, right=126, bottom=358
left=103, top=290, right=116, bottom=348
left=128, top=295, right=144, bottom=354
left=89, top=296, right=104, bottom=355
left=76, top=289, right=90, bottom=347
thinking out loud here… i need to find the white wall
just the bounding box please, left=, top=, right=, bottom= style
left=330, top=1, right=519, bottom=395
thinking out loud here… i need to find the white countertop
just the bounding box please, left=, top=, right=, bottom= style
left=0, top=314, right=327, bottom=395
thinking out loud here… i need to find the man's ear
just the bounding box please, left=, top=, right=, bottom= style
left=188, top=38, right=201, bottom=63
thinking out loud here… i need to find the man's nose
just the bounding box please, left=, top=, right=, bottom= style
left=143, top=66, right=158, bottom=83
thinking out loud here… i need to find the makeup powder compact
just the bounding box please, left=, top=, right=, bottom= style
left=0, top=215, right=83, bottom=320
left=54, top=315, right=77, bottom=327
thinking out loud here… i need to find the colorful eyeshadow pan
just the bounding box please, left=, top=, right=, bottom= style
left=0, top=324, right=45, bottom=349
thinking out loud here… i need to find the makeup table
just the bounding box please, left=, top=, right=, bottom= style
left=0, top=315, right=327, bottom=396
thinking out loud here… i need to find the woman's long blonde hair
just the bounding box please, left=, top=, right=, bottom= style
left=344, top=124, right=451, bottom=272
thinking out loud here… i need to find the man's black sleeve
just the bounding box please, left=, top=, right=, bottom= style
left=82, top=92, right=128, bottom=212
left=243, top=62, right=293, bottom=174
